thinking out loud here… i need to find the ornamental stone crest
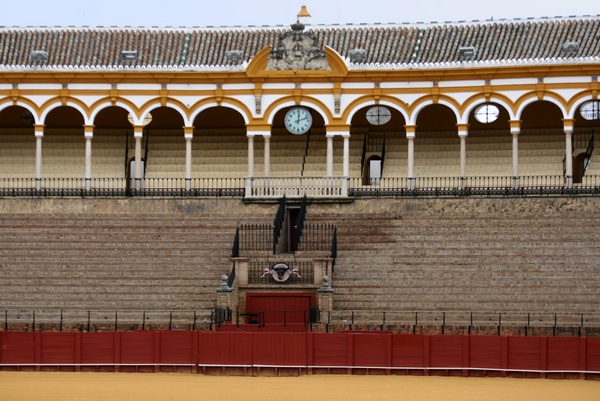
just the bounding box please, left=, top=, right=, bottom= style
left=266, top=22, right=330, bottom=70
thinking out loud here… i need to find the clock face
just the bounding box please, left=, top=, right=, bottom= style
left=366, top=106, right=392, bottom=125
left=580, top=100, right=600, bottom=120
left=474, top=104, right=499, bottom=123
left=284, top=107, right=313, bottom=135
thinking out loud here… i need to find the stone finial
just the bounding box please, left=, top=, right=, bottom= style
left=297, top=5, right=311, bottom=25
left=318, top=275, right=334, bottom=293
left=217, top=274, right=232, bottom=292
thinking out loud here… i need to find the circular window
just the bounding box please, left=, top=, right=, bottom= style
left=580, top=100, right=600, bottom=121
left=366, top=106, right=392, bottom=126
left=474, top=104, right=499, bottom=123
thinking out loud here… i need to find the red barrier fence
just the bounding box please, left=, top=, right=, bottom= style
left=1, top=331, right=599, bottom=379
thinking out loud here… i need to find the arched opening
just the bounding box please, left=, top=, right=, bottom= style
left=467, top=102, right=512, bottom=177
left=126, top=156, right=145, bottom=191
left=270, top=106, right=326, bottom=177
left=362, top=155, right=382, bottom=185
left=573, top=152, right=590, bottom=183
left=191, top=106, right=247, bottom=180
left=43, top=106, right=85, bottom=179
left=0, top=106, right=36, bottom=179
left=138, top=107, right=184, bottom=181
left=351, top=104, right=406, bottom=183
left=414, top=104, right=458, bottom=178
left=574, top=101, right=600, bottom=179
left=520, top=101, right=565, bottom=178
left=93, top=106, right=132, bottom=180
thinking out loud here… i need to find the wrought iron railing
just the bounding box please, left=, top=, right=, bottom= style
left=349, top=175, right=600, bottom=197
left=238, top=223, right=272, bottom=253
left=296, top=223, right=336, bottom=252
left=231, top=226, right=240, bottom=258
left=273, top=196, right=286, bottom=254
left=323, top=310, right=600, bottom=335
left=2, top=308, right=598, bottom=334
left=0, top=175, right=599, bottom=198
left=294, top=195, right=308, bottom=249
left=330, top=227, right=338, bottom=273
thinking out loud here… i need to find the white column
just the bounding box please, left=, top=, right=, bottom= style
left=326, top=135, right=334, bottom=177
left=342, top=134, right=350, bottom=177
left=510, top=120, right=521, bottom=188
left=564, top=126, right=574, bottom=189
left=457, top=124, right=469, bottom=187
left=184, top=132, right=193, bottom=191
left=34, top=124, right=44, bottom=191
left=247, top=135, right=255, bottom=177
left=263, top=135, right=271, bottom=177
left=460, top=135, right=467, bottom=176
left=134, top=127, right=143, bottom=190
left=84, top=134, right=93, bottom=191
left=405, top=126, right=416, bottom=189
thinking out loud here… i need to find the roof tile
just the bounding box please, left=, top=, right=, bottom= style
left=0, top=17, right=598, bottom=69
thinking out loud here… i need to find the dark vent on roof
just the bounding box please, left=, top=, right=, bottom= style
left=562, top=41, right=579, bottom=54
left=30, top=50, right=48, bottom=62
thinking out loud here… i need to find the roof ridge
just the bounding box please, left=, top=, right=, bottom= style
left=0, top=14, right=598, bottom=31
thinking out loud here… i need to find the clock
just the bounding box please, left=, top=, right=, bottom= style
left=580, top=100, right=600, bottom=121
left=284, top=107, right=312, bottom=135
left=366, top=106, right=391, bottom=125
left=474, top=104, right=499, bottom=123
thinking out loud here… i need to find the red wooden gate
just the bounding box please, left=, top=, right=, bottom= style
left=246, top=292, right=315, bottom=327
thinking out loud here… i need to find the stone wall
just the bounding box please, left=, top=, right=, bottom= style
left=0, top=196, right=598, bottom=331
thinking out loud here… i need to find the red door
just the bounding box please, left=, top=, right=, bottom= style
left=246, top=293, right=315, bottom=325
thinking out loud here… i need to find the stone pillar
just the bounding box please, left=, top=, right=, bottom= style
left=216, top=274, right=233, bottom=321
left=263, top=135, right=271, bottom=177
left=342, top=134, right=350, bottom=177
left=34, top=124, right=44, bottom=191
left=133, top=125, right=144, bottom=190
left=457, top=123, right=469, bottom=188
left=326, top=134, right=334, bottom=177
left=247, top=135, right=255, bottom=177
left=184, top=126, right=194, bottom=191
left=84, top=125, right=94, bottom=191
left=317, top=275, right=334, bottom=319
left=563, top=118, right=575, bottom=188
left=405, top=125, right=416, bottom=189
left=510, top=120, right=521, bottom=188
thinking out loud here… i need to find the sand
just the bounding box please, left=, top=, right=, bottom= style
left=1, top=372, right=600, bottom=401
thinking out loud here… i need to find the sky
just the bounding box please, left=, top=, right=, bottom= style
left=1, top=0, right=599, bottom=28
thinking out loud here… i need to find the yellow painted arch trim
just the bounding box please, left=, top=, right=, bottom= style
left=263, top=95, right=334, bottom=125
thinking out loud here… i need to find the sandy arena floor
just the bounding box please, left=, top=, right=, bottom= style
left=1, top=372, right=599, bottom=401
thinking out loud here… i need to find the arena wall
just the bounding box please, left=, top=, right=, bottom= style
left=0, top=196, right=599, bottom=332
left=1, top=330, right=599, bottom=379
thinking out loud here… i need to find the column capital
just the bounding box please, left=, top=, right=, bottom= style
left=183, top=125, right=194, bottom=135
left=456, top=123, right=469, bottom=137
left=246, top=130, right=270, bottom=138
left=404, top=124, right=416, bottom=138
left=133, top=125, right=144, bottom=137
left=83, top=124, right=94, bottom=138
left=33, top=124, right=45, bottom=137
left=246, top=123, right=272, bottom=134
left=562, top=118, right=575, bottom=133
left=509, top=120, right=522, bottom=135
left=325, top=123, right=351, bottom=135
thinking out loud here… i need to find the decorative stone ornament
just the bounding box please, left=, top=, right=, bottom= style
left=261, top=263, right=301, bottom=282
left=266, top=22, right=330, bottom=70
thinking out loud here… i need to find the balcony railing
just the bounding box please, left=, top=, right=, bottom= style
left=0, top=175, right=598, bottom=198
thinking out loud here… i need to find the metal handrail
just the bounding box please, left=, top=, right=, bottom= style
left=0, top=175, right=599, bottom=198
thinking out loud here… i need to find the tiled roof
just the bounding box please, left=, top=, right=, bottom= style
left=0, top=16, right=598, bottom=71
